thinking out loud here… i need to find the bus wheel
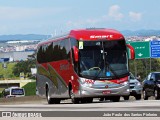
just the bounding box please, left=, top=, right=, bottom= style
left=86, top=98, right=93, bottom=103
left=123, top=96, right=130, bottom=100
left=46, top=87, right=53, bottom=104
left=111, top=96, right=120, bottom=102
left=46, top=86, right=61, bottom=104
left=81, top=98, right=87, bottom=103
left=70, top=89, right=80, bottom=104
left=53, top=99, right=61, bottom=104
left=99, top=98, right=105, bottom=101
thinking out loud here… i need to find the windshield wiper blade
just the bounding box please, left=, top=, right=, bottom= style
left=92, top=69, right=102, bottom=80
left=105, top=60, right=130, bottom=80
left=105, top=60, right=120, bottom=80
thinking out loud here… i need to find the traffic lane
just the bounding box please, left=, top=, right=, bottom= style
left=0, top=100, right=160, bottom=111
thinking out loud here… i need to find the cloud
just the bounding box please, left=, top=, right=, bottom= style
left=108, top=5, right=124, bottom=21
left=129, top=12, right=142, bottom=21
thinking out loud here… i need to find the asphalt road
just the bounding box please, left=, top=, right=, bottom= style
left=0, top=96, right=160, bottom=120
left=0, top=99, right=160, bottom=111
left=0, top=98, right=160, bottom=120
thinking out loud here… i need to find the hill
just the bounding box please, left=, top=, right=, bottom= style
left=0, top=30, right=160, bottom=41
left=121, top=30, right=160, bottom=36
left=0, top=34, right=51, bottom=41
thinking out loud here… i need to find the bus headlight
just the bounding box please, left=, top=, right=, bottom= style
left=79, top=78, right=94, bottom=87
left=121, top=81, right=129, bottom=86
left=79, top=78, right=86, bottom=84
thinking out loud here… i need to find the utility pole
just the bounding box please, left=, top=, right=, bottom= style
left=2, top=62, right=8, bottom=88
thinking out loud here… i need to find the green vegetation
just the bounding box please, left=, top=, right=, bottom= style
left=0, top=62, right=16, bottom=80
left=129, top=58, right=160, bottom=81
left=22, top=82, right=36, bottom=96
left=12, top=60, right=35, bottom=78
left=12, top=52, right=36, bottom=79
left=0, top=82, right=36, bottom=97
left=0, top=88, right=4, bottom=97
left=0, top=53, right=36, bottom=80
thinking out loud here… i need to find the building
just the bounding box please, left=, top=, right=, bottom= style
left=0, top=51, right=35, bottom=62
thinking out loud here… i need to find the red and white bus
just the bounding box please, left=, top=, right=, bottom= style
left=36, top=28, right=135, bottom=104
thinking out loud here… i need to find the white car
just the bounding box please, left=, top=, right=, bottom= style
left=1, top=87, right=25, bottom=98
left=123, top=73, right=142, bottom=100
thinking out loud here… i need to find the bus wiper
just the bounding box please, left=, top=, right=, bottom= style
left=105, top=60, right=120, bottom=80
left=92, top=69, right=102, bottom=80
left=105, top=60, right=130, bottom=80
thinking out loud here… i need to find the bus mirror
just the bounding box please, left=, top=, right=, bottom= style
left=126, top=44, right=135, bottom=60
left=73, top=46, right=79, bottom=62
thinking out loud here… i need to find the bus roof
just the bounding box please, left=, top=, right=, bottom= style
left=69, top=28, right=124, bottom=40
left=38, top=28, right=124, bottom=46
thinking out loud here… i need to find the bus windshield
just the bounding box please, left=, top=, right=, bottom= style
left=79, top=40, right=128, bottom=79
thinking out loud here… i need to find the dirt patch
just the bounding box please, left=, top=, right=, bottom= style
left=0, top=95, right=46, bottom=105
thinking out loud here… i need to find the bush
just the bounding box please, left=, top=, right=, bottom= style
left=22, top=82, right=36, bottom=96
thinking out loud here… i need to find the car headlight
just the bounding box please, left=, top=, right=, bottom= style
left=136, top=82, right=141, bottom=86
left=157, top=84, right=160, bottom=88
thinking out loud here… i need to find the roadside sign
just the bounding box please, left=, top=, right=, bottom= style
left=150, top=41, right=160, bottom=58
left=130, top=41, right=150, bottom=59
left=2, top=63, right=7, bottom=69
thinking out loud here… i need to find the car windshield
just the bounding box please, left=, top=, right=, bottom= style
left=130, top=73, right=135, bottom=79
left=11, top=89, right=24, bottom=95
left=155, top=73, right=160, bottom=81
left=79, top=40, right=128, bottom=79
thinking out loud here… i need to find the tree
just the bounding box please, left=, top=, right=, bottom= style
left=129, top=58, right=160, bottom=81
left=12, top=52, right=36, bottom=78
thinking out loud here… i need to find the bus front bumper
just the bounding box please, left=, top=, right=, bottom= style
left=74, top=84, right=130, bottom=98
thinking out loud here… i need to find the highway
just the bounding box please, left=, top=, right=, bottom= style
left=0, top=98, right=160, bottom=120
left=0, top=99, right=160, bottom=111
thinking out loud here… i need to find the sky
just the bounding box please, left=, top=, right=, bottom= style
left=0, top=0, right=160, bottom=35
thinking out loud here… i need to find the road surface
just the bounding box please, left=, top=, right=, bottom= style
left=0, top=97, right=160, bottom=120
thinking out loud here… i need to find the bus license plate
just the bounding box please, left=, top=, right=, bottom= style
left=102, top=90, right=111, bottom=94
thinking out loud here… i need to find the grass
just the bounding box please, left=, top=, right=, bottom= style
left=0, top=62, right=16, bottom=80
left=0, top=88, right=4, bottom=97
left=0, top=62, right=36, bottom=97
left=22, top=82, right=36, bottom=96
left=0, top=82, right=36, bottom=98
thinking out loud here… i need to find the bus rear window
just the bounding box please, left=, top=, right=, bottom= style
left=11, top=89, right=24, bottom=95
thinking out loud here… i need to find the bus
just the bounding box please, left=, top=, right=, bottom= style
left=2, top=87, right=25, bottom=98
left=36, top=28, right=135, bottom=104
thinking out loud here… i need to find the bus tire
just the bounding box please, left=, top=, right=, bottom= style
left=53, top=99, right=61, bottom=104
left=99, top=98, right=105, bottom=101
left=46, top=85, right=61, bottom=104
left=111, top=96, right=120, bottom=102
left=86, top=98, right=93, bottom=103
left=123, top=96, right=130, bottom=100
left=46, top=87, right=54, bottom=104
left=81, top=98, right=87, bottom=103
